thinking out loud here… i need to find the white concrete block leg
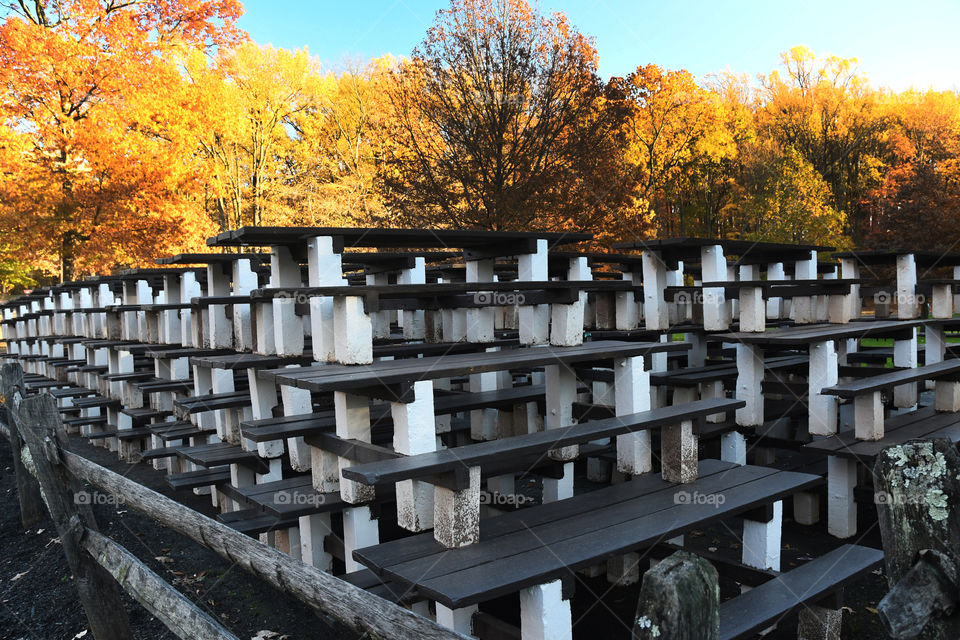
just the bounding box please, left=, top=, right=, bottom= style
left=550, top=257, right=589, bottom=346
left=299, top=513, right=333, bottom=571
left=893, top=331, right=918, bottom=408
left=766, top=262, right=785, bottom=319
left=542, top=462, right=573, bottom=503
left=335, top=391, right=375, bottom=503
left=434, top=466, right=481, bottom=548
left=662, top=419, right=697, bottom=483
left=392, top=380, right=436, bottom=531
left=520, top=580, right=571, bottom=640
left=470, top=369, right=499, bottom=441
left=854, top=391, right=884, bottom=440
left=935, top=380, right=960, bottom=412
left=606, top=552, right=640, bottom=586
left=614, top=356, right=651, bottom=474
left=518, top=239, right=549, bottom=344
left=466, top=258, right=495, bottom=343
left=280, top=384, right=313, bottom=472
left=793, top=491, right=820, bottom=526
left=642, top=252, right=668, bottom=330
left=270, top=245, right=305, bottom=356
left=700, top=244, right=730, bottom=330
left=342, top=505, right=380, bottom=573
left=436, top=603, right=478, bottom=636
left=544, top=363, right=578, bottom=462
left=827, top=456, right=857, bottom=538
left=896, top=253, right=918, bottom=319
left=721, top=431, right=747, bottom=465
left=808, top=341, right=839, bottom=435
left=742, top=500, right=783, bottom=571
left=398, top=258, right=426, bottom=340
left=735, top=344, right=764, bottom=427
left=334, top=295, right=373, bottom=365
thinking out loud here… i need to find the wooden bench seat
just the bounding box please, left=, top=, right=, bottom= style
left=718, top=544, right=883, bottom=640
left=174, top=391, right=252, bottom=416
left=354, top=460, right=822, bottom=609
left=48, top=386, right=95, bottom=399
left=805, top=405, right=960, bottom=462
left=136, top=379, right=193, bottom=394
left=240, top=385, right=546, bottom=443
left=341, top=569, right=419, bottom=605
left=342, top=398, right=743, bottom=488
left=221, top=475, right=347, bottom=519
left=140, top=446, right=182, bottom=461
left=176, top=442, right=269, bottom=473
left=70, top=395, right=122, bottom=410
left=120, top=407, right=169, bottom=426
left=64, top=415, right=108, bottom=428
left=821, top=358, right=960, bottom=440
left=166, top=468, right=231, bottom=491
left=148, top=421, right=205, bottom=441
left=217, top=509, right=299, bottom=536
left=821, top=358, right=960, bottom=398
left=116, top=427, right=153, bottom=441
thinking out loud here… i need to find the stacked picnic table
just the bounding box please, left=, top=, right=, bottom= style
left=12, top=230, right=960, bottom=638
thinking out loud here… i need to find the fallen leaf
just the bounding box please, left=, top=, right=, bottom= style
left=155, top=556, right=173, bottom=564
left=10, top=571, right=29, bottom=582
left=73, top=631, right=89, bottom=639
left=866, top=606, right=878, bottom=614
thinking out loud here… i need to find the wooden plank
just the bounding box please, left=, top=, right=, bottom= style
left=821, top=359, right=960, bottom=397
left=383, top=467, right=822, bottom=607
left=343, top=398, right=744, bottom=485
left=356, top=460, right=740, bottom=573
left=718, top=545, right=882, bottom=640
left=263, top=340, right=690, bottom=394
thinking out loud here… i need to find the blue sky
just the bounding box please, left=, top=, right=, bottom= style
left=239, top=0, right=960, bottom=91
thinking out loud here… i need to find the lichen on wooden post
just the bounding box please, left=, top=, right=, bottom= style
left=874, top=438, right=960, bottom=640
left=632, top=550, right=719, bottom=640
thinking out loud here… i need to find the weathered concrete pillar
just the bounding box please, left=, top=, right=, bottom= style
left=827, top=455, right=857, bottom=538
left=614, top=355, right=651, bottom=474
left=642, top=251, right=669, bottom=330
left=700, top=244, right=730, bottom=331
left=742, top=501, right=783, bottom=571
left=518, top=239, right=549, bottom=345
left=434, top=466, right=481, bottom=548
left=392, top=380, right=436, bottom=532
left=893, top=330, right=919, bottom=408
left=896, top=253, right=919, bottom=319
left=308, top=236, right=345, bottom=362
left=520, top=580, right=572, bottom=640
left=808, top=341, right=838, bottom=436
left=271, top=245, right=304, bottom=356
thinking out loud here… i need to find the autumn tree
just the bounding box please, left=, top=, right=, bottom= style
left=284, top=57, right=394, bottom=226
left=757, top=46, right=889, bottom=242
left=0, top=0, right=242, bottom=281
left=187, top=42, right=323, bottom=230
left=735, top=145, right=849, bottom=246
left=380, top=0, right=633, bottom=234
left=862, top=90, right=960, bottom=249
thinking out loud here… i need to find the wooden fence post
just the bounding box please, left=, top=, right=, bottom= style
left=632, top=551, right=719, bottom=640
left=16, top=392, right=133, bottom=640
left=0, top=363, right=44, bottom=528
left=875, top=438, right=960, bottom=640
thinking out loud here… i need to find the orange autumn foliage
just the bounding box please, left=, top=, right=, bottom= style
left=0, top=0, right=243, bottom=280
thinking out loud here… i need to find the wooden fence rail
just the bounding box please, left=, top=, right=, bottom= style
left=0, top=363, right=466, bottom=640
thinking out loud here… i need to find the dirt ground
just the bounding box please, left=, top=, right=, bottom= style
left=0, top=433, right=890, bottom=640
